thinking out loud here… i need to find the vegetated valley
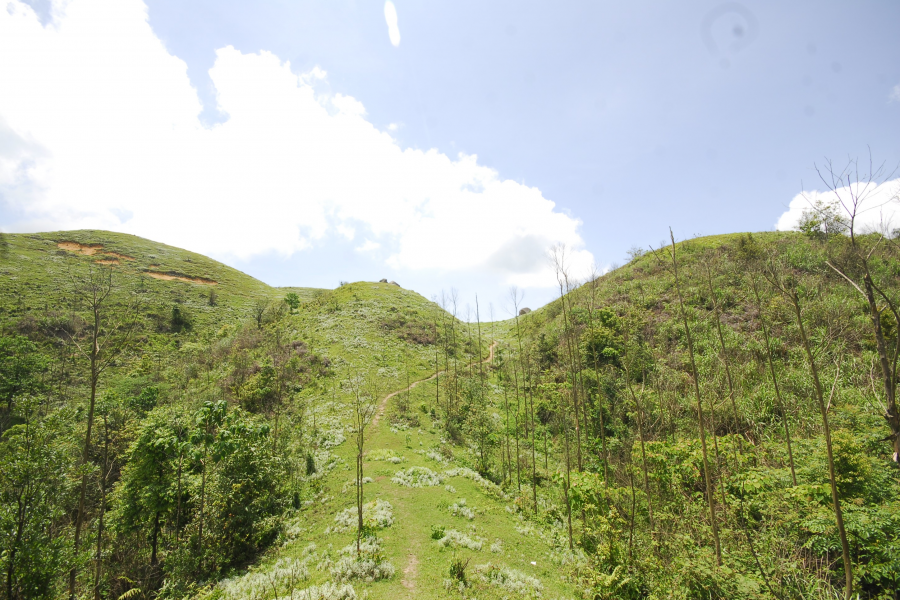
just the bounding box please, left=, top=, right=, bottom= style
left=1, top=227, right=899, bottom=600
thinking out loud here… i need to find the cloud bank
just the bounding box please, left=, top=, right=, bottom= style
left=0, top=0, right=592, bottom=293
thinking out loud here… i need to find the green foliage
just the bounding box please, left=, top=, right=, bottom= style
left=581, top=308, right=622, bottom=368
left=284, top=292, right=300, bottom=313
left=124, top=385, right=159, bottom=416
left=0, top=399, right=72, bottom=600
left=0, top=335, right=48, bottom=431
left=797, top=198, right=848, bottom=239
left=113, top=407, right=189, bottom=558
left=170, top=305, right=192, bottom=333
left=448, top=555, right=469, bottom=585
left=7, top=228, right=900, bottom=598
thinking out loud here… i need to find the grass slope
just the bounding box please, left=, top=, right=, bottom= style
left=1, top=229, right=579, bottom=598
left=0, top=230, right=325, bottom=332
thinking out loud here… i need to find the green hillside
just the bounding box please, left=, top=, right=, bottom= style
left=1, top=229, right=899, bottom=600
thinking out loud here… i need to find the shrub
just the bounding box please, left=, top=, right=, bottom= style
left=391, top=466, right=444, bottom=487
left=473, top=563, right=544, bottom=598
left=330, top=537, right=395, bottom=583
left=367, top=448, right=404, bottom=464
left=214, top=557, right=310, bottom=599
left=425, top=449, right=449, bottom=464
left=448, top=498, right=476, bottom=520
left=329, top=499, right=394, bottom=533
left=431, top=525, right=446, bottom=540
left=436, top=529, right=484, bottom=551
left=449, top=555, right=470, bottom=585
left=287, top=582, right=357, bottom=600
left=444, top=467, right=506, bottom=499
left=170, top=304, right=191, bottom=333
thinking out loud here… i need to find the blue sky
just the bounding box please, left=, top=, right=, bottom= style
left=1, top=0, right=899, bottom=315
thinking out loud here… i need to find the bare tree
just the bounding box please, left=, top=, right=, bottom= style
left=551, top=245, right=584, bottom=472
left=653, top=229, right=722, bottom=565
left=66, top=265, right=139, bottom=599
left=585, top=265, right=610, bottom=484
left=811, top=155, right=900, bottom=463
left=749, top=275, right=797, bottom=485
left=509, top=285, right=538, bottom=513
left=620, top=304, right=654, bottom=536
left=765, top=261, right=853, bottom=600
left=348, top=373, right=377, bottom=556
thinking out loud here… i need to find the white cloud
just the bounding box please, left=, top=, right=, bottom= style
left=384, top=1, right=401, bottom=48
left=891, top=84, right=900, bottom=103
left=356, top=239, right=381, bottom=253
left=0, top=0, right=592, bottom=294
left=775, top=179, right=900, bottom=233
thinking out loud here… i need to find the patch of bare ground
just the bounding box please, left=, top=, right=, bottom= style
left=57, top=241, right=104, bottom=255
left=57, top=242, right=135, bottom=261
left=401, top=553, right=419, bottom=590
left=145, top=271, right=218, bottom=285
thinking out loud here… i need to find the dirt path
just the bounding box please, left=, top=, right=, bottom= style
left=400, top=552, right=419, bottom=590
left=371, top=340, right=498, bottom=427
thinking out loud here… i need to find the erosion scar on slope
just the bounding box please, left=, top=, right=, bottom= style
left=372, top=340, right=497, bottom=427
left=57, top=242, right=136, bottom=260
left=57, top=241, right=104, bottom=255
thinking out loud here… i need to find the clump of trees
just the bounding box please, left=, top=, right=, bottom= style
left=0, top=264, right=330, bottom=599
left=413, top=158, right=900, bottom=599
left=467, top=216, right=900, bottom=598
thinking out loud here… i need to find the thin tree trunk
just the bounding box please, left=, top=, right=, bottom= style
left=708, top=391, right=728, bottom=514
left=586, top=280, right=610, bottom=484
left=788, top=290, right=852, bottom=599
left=625, top=374, right=654, bottom=535
left=434, top=320, right=440, bottom=413
left=561, top=389, right=574, bottom=549
left=861, top=269, right=900, bottom=462
left=93, top=417, right=110, bottom=600
left=596, top=362, right=609, bottom=484
left=557, top=279, right=583, bottom=473
left=669, top=230, right=721, bottom=565
left=69, top=318, right=100, bottom=600
left=175, top=451, right=183, bottom=543
left=627, top=465, right=636, bottom=562
left=705, top=265, right=742, bottom=447
left=198, top=460, right=206, bottom=572
left=503, top=362, right=511, bottom=485
left=528, top=366, right=538, bottom=514
left=751, top=278, right=798, bottom=485
left=150, top=511, right=160, bottom=567
left=513, top=361, right=522, bottom=492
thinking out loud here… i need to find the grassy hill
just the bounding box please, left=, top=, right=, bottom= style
left=1, top=229, right=900, bottom=600
left=0, top=230, right=323, bottom=332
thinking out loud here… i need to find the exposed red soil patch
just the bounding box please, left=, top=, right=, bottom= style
left=57, top=241, right=104, bottom=255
